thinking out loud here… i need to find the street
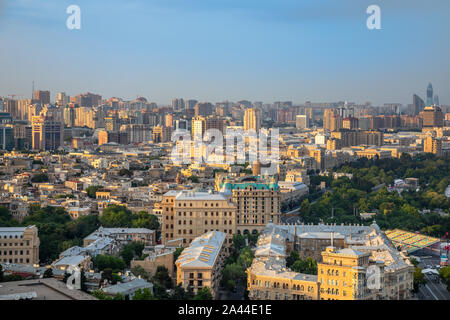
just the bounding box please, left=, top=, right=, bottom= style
left=416, top=255, right=450, bottom=300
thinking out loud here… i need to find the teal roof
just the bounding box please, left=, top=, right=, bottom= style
left=220, top=182, right=279, bottom=191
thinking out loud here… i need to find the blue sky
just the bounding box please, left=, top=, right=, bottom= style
left=0, top=0, right=449, bottom=105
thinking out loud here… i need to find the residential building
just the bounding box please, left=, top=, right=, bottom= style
left=175, top=231, right=227, bottom=298
left=0, top=226, right=40, bottom=264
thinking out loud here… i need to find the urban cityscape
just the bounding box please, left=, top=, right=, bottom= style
left=0, top=0, right=449, bottom=305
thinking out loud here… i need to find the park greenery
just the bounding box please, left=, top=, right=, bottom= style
left=285, top=251, right=318, bottom=275
left=439, top=266, right=450, bottom=291
left=300, top=154, right=450, bottom=237
left=220, top=233, right=258, bottom=293
left=0, top=204, right=159, bottom=264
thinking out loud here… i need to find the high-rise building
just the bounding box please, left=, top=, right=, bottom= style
left=0, top=124, right=14, bottom=151
left=63, top=105, right=76, bottom=127
left=185, top=99, right=198, bottom=110
left=171, top=98, right=185, bottom=112
left=194, top=102, right=213, bottom=117
left=296, top=115, right=309, bottom=130
left=434, top=95, right=440, bottom=106
left=33, top=90, right=50, bottom=105
left=70, top=92, right=102, bottom=108
left=243, top=107, right=261, bottom=132
left=205, top=115, right=224, bottom=134
left=220, top=179, right=281, bottom=234
left=161, top=190, right=236, bottom=246
left=412, top=94, right=425, bottom=116
left=423, top=135, right=442, bottom=156
left=105, top=116, right=120, bottom=132
left=174, top=119, right=188, bottom=131
left=5, top=99, right=18, bottom=119
left=191, top=116, right=206, bottom=138
left=56, top=92, right=69, bottom=107
left=152, top=125, right=172, bottom=143
left=426, top=83, right=434, bottom=106
left=342, top=117, right=359, bottom=130
left=420, top=106, right=444, bottom=127
left=31, top=114, right=63, bottom=151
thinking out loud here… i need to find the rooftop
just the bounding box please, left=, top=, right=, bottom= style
left=176, top=231, right=226, bottom=268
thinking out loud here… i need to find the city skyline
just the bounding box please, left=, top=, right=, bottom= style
left=0, top=0, right=449, bottom=105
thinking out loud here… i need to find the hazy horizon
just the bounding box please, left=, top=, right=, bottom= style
left=1, top=0, right=449, bottom=106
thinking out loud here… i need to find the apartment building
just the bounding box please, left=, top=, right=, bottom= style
left=247, top=222, right=414, bottom=300
left=175, top=231, right=227, bottom=298
left=0, top=226, right=40, bottom=265
left=220, top=179, right=281, bottom=234
left=161, top=190, right=236, bottom=247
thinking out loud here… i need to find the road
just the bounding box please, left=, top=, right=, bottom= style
left=416, top=255, right=450, bottom=300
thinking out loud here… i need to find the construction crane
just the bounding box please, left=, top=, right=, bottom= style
left=7, top=94, right=24, bottom=100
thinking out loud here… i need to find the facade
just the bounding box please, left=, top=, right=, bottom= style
left=295, top=115, right=309, bottom=130
left=220, top=179, right=281, bottom=234
left=0, top=226, right=40, bottom=264
left=244, top=107, right=262, bottom=133
left=247, top=226, right=319, bottom=300
left=31, top=114, right=63, bottom=151
left=83, top=227, right=155, bottom=247
left=247, top=223, right=414, bottom=300
left=175, top=231, right=227, bottom=298
left=33, top=90, right=50, bottom=105
left=423, top=135, right=442, bottom=156
left=131, top=245, right=176, bottom=278
left=420, top=106, right=444, bottom=127
left=161, top=190, right=236, bottom=247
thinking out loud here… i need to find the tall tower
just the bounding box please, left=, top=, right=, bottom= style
left=434, top=95, right=439, bottom=106
left=426, top=83, right=433, bottom=106
left=243, top=107, right=261, bottom=132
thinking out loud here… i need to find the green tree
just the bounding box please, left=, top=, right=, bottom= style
left=99, top=205, right=133, bottom=227
left=93, top=255, right=126, bottom=272
left=173, top=247, right=184, bottom=262
left=413, top=267, right=426, bottom=293
left=153, top=266, right=173, bottom=289
left=132, top=288, right=154, bottom=300
left=131, top=211, right=159, bottom=230
left=439, top=266, right=450, bottom=291
left=299, top=199, right=310, bottom=219
left=131, top=265, right=150, bottom=280
left=31, top=173, right=49, bottom=183
left=43, top=268, right=53, bottom=278
left=85, top=185, right=104, bottom=198
left=194, top=287, right=213, bottom=300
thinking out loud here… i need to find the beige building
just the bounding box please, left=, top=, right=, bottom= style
left=161, top=190, right=236, bottom=247
left=247, top=223, right=414, bottom=300
left=175, top=231, right=227, bottom=298
left=220, top=179, right=281, bottom=234
left=0, top=226, right=40, bottom=265
left=244, top=107, right=262, bottom=133
left=247, top=226, right=320, bottom=300
left=423, top=135, right=442, bottom=156
left=131, top=245, right=176, bottom=278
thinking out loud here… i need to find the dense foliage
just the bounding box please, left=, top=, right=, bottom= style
left=301, top=154, right=450, bottom=237
left=99, top=206, right=159, bottom=230
left=286, top=251, right=318, bottom=275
